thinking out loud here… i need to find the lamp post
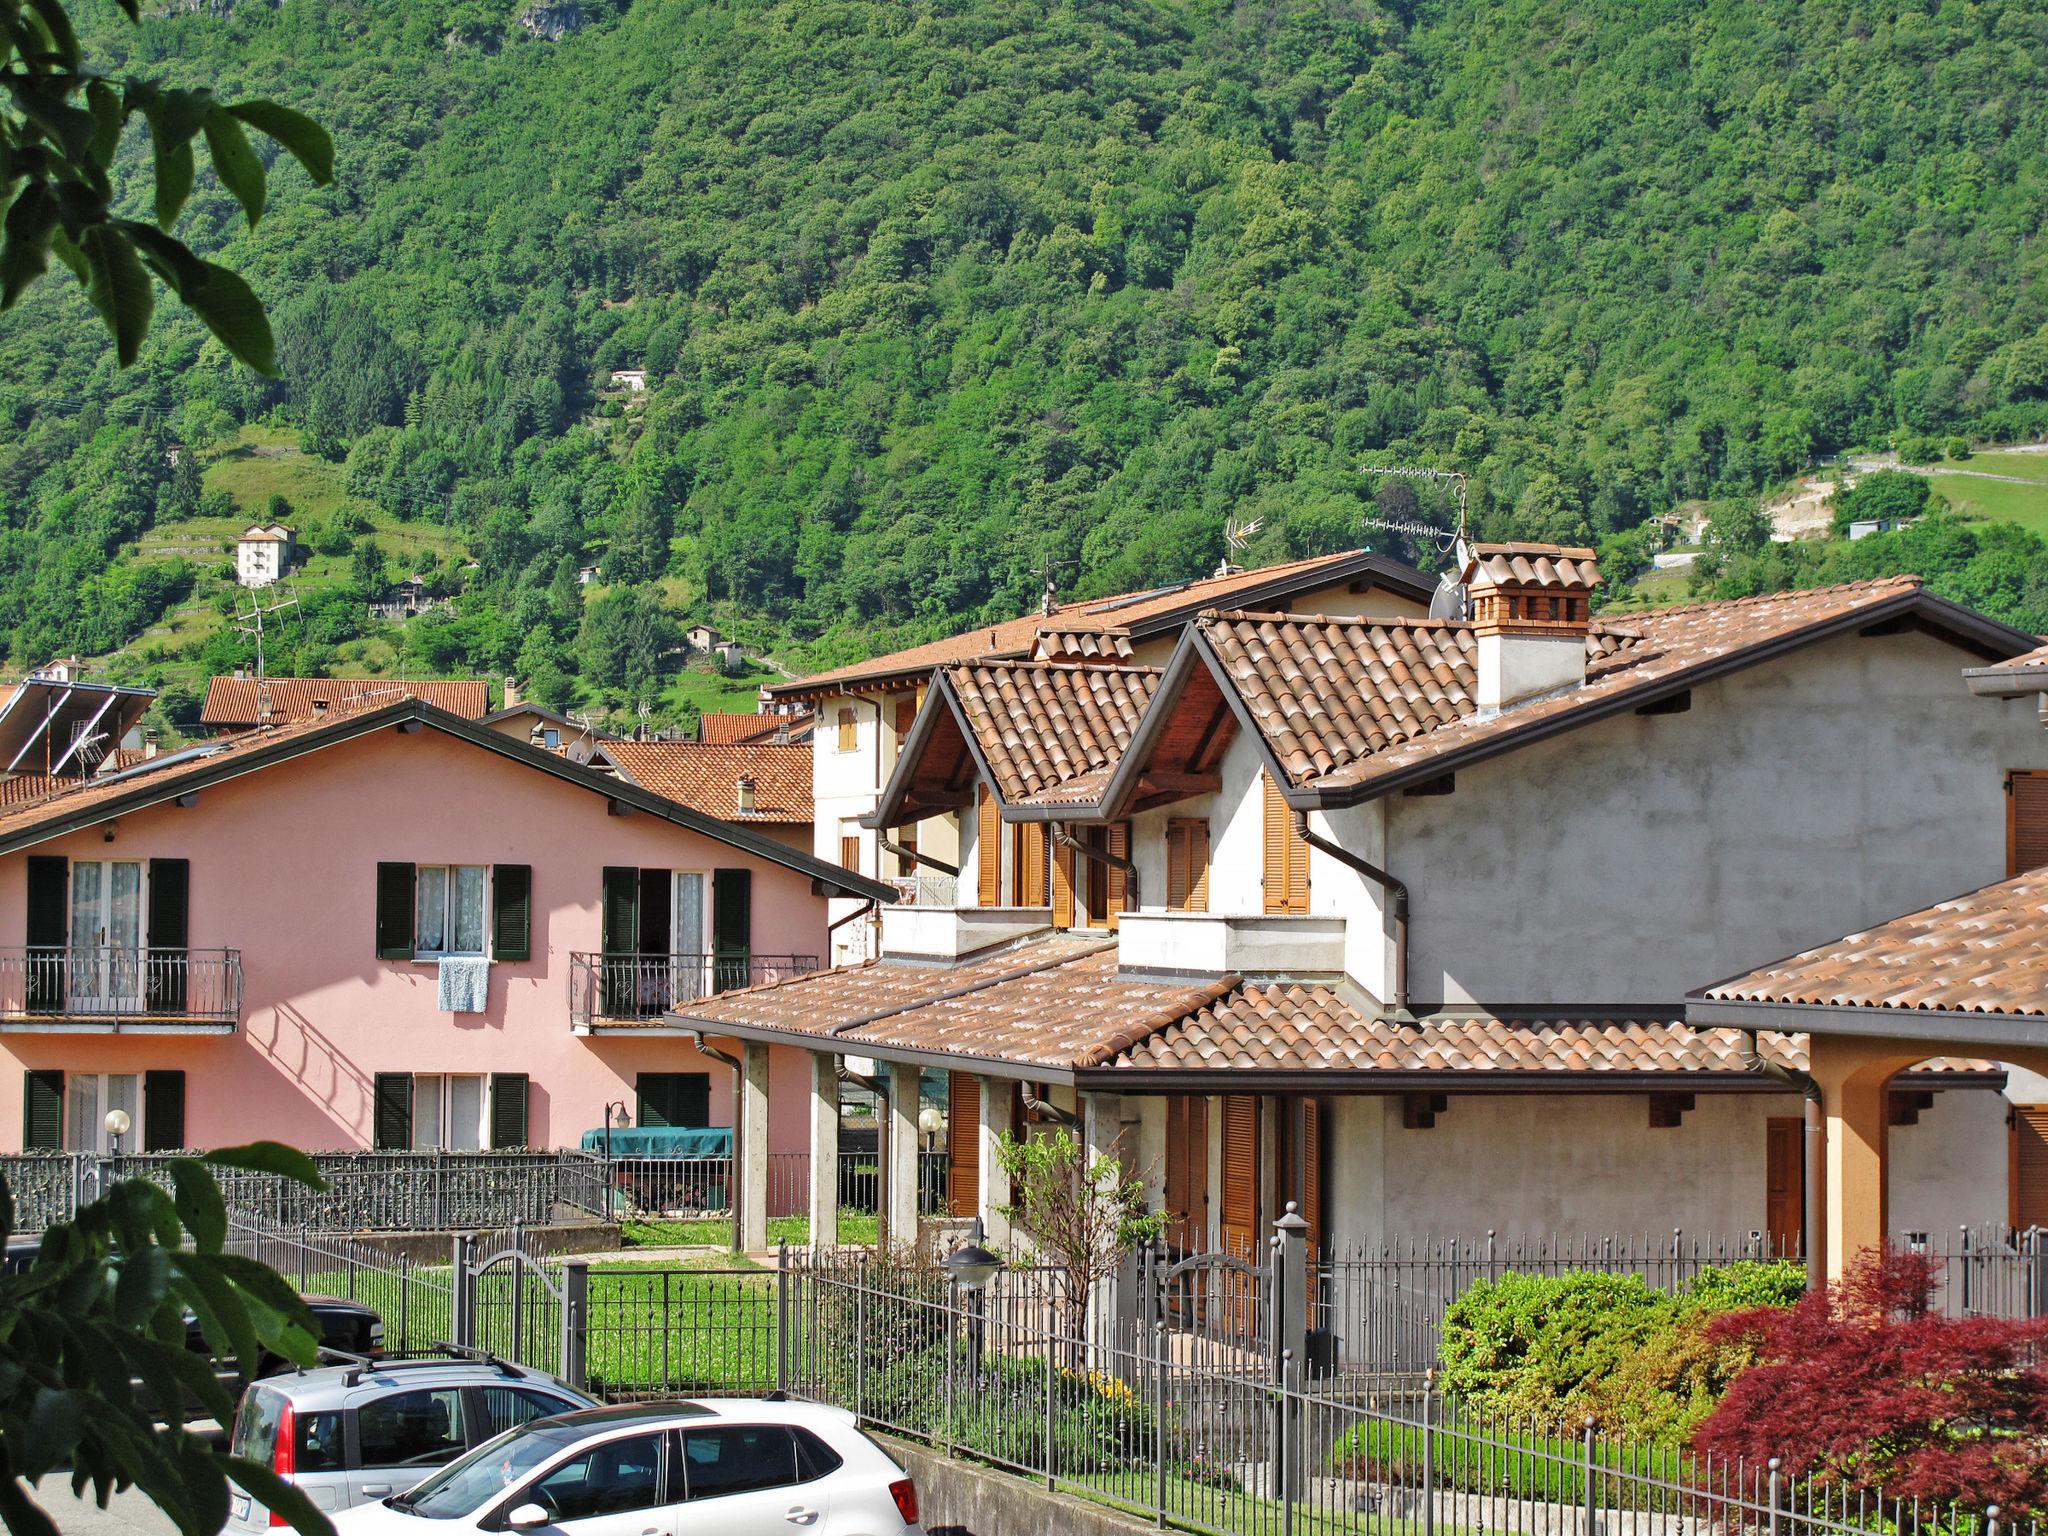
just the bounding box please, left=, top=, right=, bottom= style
left=104, top=1107, right=130, bottom=1160
left=917, top=1104, right=946, bottom=1213
left=944, top=1217, right=1003, bottom=1376
left=601, top=1100, right=629, bottom=1223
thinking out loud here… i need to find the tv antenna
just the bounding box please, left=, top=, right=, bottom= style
left=1215, top=517, right=1264, bottom=577
left=232, top=584, right=301, bottom=726
left=1034, top=554, right=1076, bottom=617
left=1358, top=466, right=1469, bottom=555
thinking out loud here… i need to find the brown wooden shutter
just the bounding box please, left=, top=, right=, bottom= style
left=976, top=786, right=1003, bottom=906
left=894, top=697, right=916, bottom=737
left=1219, top=1096, right=1261, bottom=1258
left=1052, top=839, right=1075, bottom=928
left=1263, top=775, right=1309, bottom=914
left=1167, top=819, right=1210, bottom=913
left=948, top=1072, right=981, bottom=1218
left=1105, top=822, right=1130, bottom=929
left=1017, top=824, right=1047, bottom=906
left=1302, top=1097, right=1323, bottom=1265
left=840, top=832, right=861, bottom=872
left=1165, top=1096, right=1210, bottom=1252
left=2015, top=1106, right=2048, bottom=1231
left=2011, top=771, right=2048, bottom=875
left=1766, top=1117, right=1805, bottom=1256
left=836, top=708, right=858, bottom=752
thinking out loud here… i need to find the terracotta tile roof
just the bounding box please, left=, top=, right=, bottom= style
left=1696, top=872, right=2048, bottom=1019
left=675, top=936, right=1996, bottom=1079
left=1985, top=642, right=2048, bottom=670
left=697, top=711, right=812, bottom=745
left=201, top=675, right=490, bottom=727
left=0, top=774, right=66, bottom=806
left=948, top=661, right=1161, bottom=806
left=1033, top=628, right=1135, bottom=663
left=1209, top=576, right=1943, bottom=794
left=1463, top=543, right=1601, bottom=591
left=769, top=549, right=1415, bottom=697
left=601, top=742, right=811, bottom=824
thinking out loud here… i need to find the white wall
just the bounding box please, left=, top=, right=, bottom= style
left=1387, top=629, right=2048, bottom=1008
left=813, top=688, right=916, bottom=961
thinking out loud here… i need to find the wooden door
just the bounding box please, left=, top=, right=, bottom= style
left=2010, top=770, right=2048, bottom=875
left=948, top=1072, right=981, bottom=1219
left=1766, top=1117, right=1804, bottom=1257
left=1164, top=1096, right=1210, bottom=1252
left=2014, top=1106, right=2048, bottom=1231
left=1262, top=775, right=1310, bottom=914
left=1219, top=1096, right=1261, bottom=1258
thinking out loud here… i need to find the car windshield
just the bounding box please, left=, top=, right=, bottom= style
left=394, top=1423, right=580, bottom=1520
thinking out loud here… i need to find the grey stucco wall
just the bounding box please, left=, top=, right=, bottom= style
left=1387, top=627, right=2048, bottom=1009
left=880, top=1434, right=1160, bottom=1536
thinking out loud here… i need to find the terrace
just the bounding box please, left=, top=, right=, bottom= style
left=0, top=947, right=243, bottom=1033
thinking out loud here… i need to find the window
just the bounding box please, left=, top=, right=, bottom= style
left=542, top=727, right=561, bottom=750
left=2010, top=770, right=2048, bottom=875
left=680, top=1426, right=803, bottom=1500
left=411, top=1074, right=486, bottom=1151
left=527, top=1432, right=664, bottom=1522
left=356, top=1387, right=468, bottom=1470
left=482, top=1388, right=580, bottom=1437
left=64, top=1072, right=139, bottom=1153
left=416, top=865, right=487, bottom=957
left=1166, top=819, right=1211, bottom=913
left=836, top=708, right=858, bottom=752
left=637, top=1073, right=711, bottom=1128
left=839, top=822, right=862, bottom=876
left=2016, top=1106, right=2048, bottom=1231
left=1262, top=775, right=1310, bottom=915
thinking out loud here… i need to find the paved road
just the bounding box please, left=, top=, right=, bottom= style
left=23, top=1424, right=225, bottom=1536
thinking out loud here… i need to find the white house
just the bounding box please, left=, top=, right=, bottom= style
left=685, top=546, right=2048, bottom=1261
left=236, top=525, right=295, bottom=588
left=610, top=369, right=648, bottom=394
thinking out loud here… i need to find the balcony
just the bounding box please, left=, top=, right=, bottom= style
left=1115, top=911, right=1347, bottom=977
left=0, top=948, right=242, bottom=1033
left=879, top=902, right=1052, bottom=961
left=569, top=952, right=820, bottom=1031
left=887, top=873, right=959, bottom=907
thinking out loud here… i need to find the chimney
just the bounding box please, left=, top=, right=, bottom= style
left=735, top=775, right=757, bottom=816
left=503, top=675, right=523, bottom=708
left=1463, top=543, right=1601, bottom=713
left=143, top=729, right=160, bottom=762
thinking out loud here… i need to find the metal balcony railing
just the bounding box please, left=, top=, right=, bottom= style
left=887, top=873, right=959, bottom=907
left=568, top=952, right=819, bottom=1028
left=0, top=947, right=242, bottom=1029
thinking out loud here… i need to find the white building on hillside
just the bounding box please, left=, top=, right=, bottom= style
left=235, top=524, right=295, bottom=588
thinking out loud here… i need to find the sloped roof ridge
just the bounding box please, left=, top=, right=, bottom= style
left=1609, top=573, right=1923, bottom=622
left=948, top=657, right=1166, bottom=675
left=1202, top=607, right=1470, bottom=630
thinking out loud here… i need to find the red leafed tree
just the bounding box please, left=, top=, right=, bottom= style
left=1691, top=1248, right=2048, bottom=1515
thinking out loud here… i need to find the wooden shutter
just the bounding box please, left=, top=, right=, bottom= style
left=25, top=856, right=65, bottom=1010
left=1016, top=824, right=1047, bottom=906
left=1167, top=819, right=1211, bottom=913
left=947, top=1072, right=981, bottom=1218
left=1263, top=775, right=1309, bottom=914
left=145, top=858, right=190, bottom=1013
left=1219, top=1096, right=1261, bottom=1258
left=894, top=698, right=916, bottom=737
left=712, top=869, right=751, bottom=991
left=840, top=832, right=861, bottom=872
left=976, top=786, right=1002, bottom=906
left=144, top=1071, right=186, bottom=1152
left=637, top=1072, right=711, bottom=1129
left=1301, top=1097, right=1323, bottom=1264
left=2010, top=771, right=2048, bottom=875
left=1165, top=1096, right=1210, bottom=1251
left=490, top=1074, right=530, bottom=1149
left=837, top=708, right=857, bottom=752
left=373, top=1073, right=413, bottom=1150
left=1105, top=822, right=1130, bottom=928
left=1051, top=839, right=1075, bottom=928
left=22, top=1069, right=62, bottom=1150
left=1766, top=1117, right=1805, bottom=1256
left=491, top=865, right=532, bottom=962
left=601, top=867, right=638, bottom=954
left=375, top=862, right=416, bottom=959
left=2015, top=1106, right=2048, bottom=1231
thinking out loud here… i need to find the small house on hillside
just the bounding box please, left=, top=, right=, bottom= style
left=368, top=576, right=433, bottom=622
left=685, top=623, right=721, bottom=653
left=236, top=525, right=295, bottom=589
left=609, top=369, right=647, bottom=394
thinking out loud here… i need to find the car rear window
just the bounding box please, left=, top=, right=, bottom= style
left=230, top=1390, right=346, bottom=1474
left=231, top=1389, right=286, bottom=1463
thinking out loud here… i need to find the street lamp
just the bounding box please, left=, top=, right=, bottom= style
left=944, top=1217, right=1003, bottom=1372
left=103, top=1108, right=130, bottom=1159
left=601, top=1100, right=630, bottom=1222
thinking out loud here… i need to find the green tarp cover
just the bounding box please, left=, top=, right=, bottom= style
left=581, top=1126, right=732, bottom=1157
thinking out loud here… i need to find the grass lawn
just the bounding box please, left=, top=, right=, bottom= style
left=1933, top=472, right=2048, bottom=537
left=1957, top=449, right=2048, bottom=482
left=654, top=664, right=781, bottom=717
left=202, top=425, right=379, bottom=526
left=1328, top=1415, right=1686, bottom=1504
left=621, top=1209, right=880, bottom=1249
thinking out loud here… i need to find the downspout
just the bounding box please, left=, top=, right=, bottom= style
left=828, top=899, right=876, bottom=934
left=688, top=1032, right=746, bottom=1254
left=877, top=835, right=958, bottom=878
left=1294, top=811, right=1410, bottom=1022
left=1021, top=1082, right=1080, bottom=1128
left=1053, top=823, right=1141, bottom=909
left=1742, top=1029, right=1824, bottom=1291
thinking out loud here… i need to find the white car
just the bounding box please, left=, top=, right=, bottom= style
left=328, top=1398, right=922, bottom=1536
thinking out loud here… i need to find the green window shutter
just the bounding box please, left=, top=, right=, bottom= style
left=146, top=858, right=190, bottom=1013
left=373, top=1073, right=413, bottom=1149
left=636, top=1073, right=710, bottom=1129
left=375, top=863, right=416, bottom=959
left=489, top=1074, right=529, bottom=1149
left=22, top=1070, right=62, bottom=1150
left=492, top=865, right=532, bottom=962
left=25, top=857, right=66, bottom=1011
left=600, top=867, right=639, bottom=1018
left=711, top=869, right=751, bottom=992
left=143, top=1071, right=186, bottom=1151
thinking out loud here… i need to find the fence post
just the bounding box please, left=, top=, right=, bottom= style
left=1152, top=1319, right=1167, bottom=1529
left=1043, top=1323, right=1056, bottom=1491
left=451, top=1233, right=474, bottom=1349
left=775, top=1241, right=791, bottom=1394
left=1271, top=1203, right=1308, bottom=1504
left=560, top=1259, right=588, bottom=1394
left=1581, top=1417, right=1597, bottom=1536
left=854, top=1252, right=867, bottom=1424
left=397, top=1254, right=411, bottom=1354
left=1278, top=1349, right=1296, bottom=1536
left=1986, top=1506, right=2001, bottom=1536
left=943, top=1275, right=957, bottom=1458
left=1767, top=1457, right=1782, bottom=1536
left=1421, top=1368, right=1436, bottom=1536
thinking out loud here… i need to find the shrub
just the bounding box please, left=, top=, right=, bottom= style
left=1438, top=1271, right=1673, bottom=1428
left=1896, top=433, right=1944, bottom=465
left=1832, top=467, right=1932, bottom=532
left=1681, top=1260, right=1806, bottom=1312
left=1946, top=436, right=1972, bottom=460
left=1694, top=1249, right=2048, bottom=1515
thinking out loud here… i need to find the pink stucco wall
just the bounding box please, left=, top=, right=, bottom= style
left=0, top=724, right=829, bottom=1155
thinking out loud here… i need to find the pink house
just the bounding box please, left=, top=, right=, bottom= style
left=0, top=697, right=892, bottom=1174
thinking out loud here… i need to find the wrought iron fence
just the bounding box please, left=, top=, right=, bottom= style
left=4, top=1148, right=611, bottom=1232
left=227, top=1211, right=454, bottom=1355
left=0, top=946, right=242, bottom=1026
left=579, top=1266, right=779, bottom=1399
left=887, top=874, right=959, bottom=907
left=602, top=1149, right=951, bottom=1228
left=567, top=952, right=818, bottom=1026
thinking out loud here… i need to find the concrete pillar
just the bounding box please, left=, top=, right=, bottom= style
left=1080, top=1091, right=1138, bottom=1364
left=740, top=1041, right=771, bottom=1252
left=808, top=1053, right=840, bottom=1250
left=886, top=1061, right=921, bottom=1250
left=978, top=1075, right=1013, bottom=1249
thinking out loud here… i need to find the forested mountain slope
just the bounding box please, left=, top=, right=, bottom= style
left=6, top=0, right=2048, bottom=707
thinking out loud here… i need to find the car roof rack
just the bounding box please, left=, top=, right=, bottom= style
left=428, top=1341, right=523, bottom=1378
left=302, top=1343, right=525, bottom=1389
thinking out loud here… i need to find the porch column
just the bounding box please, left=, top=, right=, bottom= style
left=886, top=1060, right=921, bottom=1248
left=978, top=1075, right=1013, bottom=1249
left=808, top=1053, right=840, bottom=1250
left=739, top=1041, right=771, bottom=1252
left=1080, top=1090, right=1140, bottom=1366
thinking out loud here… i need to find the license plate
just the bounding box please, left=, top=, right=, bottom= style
left=231, top=1495, right=250, bottom=1523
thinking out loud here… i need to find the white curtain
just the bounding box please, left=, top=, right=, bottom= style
left=452, top=867, right=486, bottom=955
left=673, top=873, right=707, bottom=1000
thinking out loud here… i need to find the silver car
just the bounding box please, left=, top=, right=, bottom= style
left=226, top=1350, right=596, bottom=1531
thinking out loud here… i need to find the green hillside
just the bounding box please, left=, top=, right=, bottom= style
left=9, top=0, right=2048, bottom=716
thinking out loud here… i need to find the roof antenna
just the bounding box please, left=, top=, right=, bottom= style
left=1215, top=517, right=1263, bottom=578
left=1035, top=554, right=1075, bottom=617
left=231, top=583, right=301, bottom=726
left=1359, top=466, right=1471, bottom=619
